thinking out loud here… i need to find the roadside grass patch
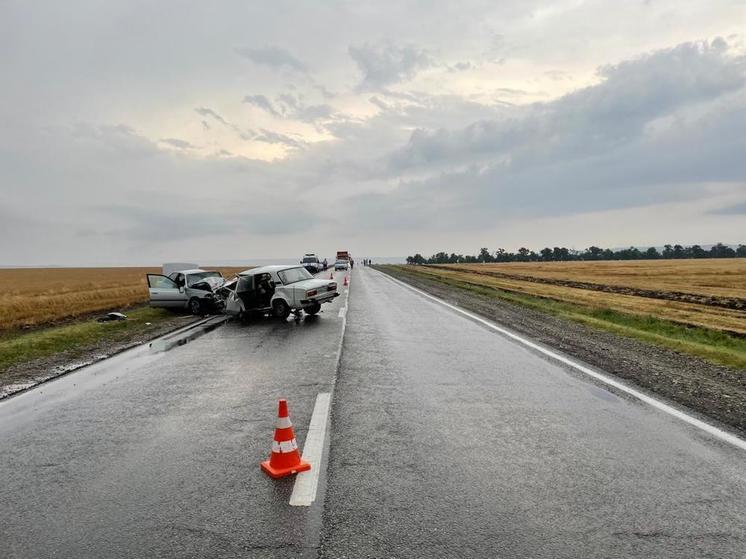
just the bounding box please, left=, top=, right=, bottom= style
left=381, top=265, right=746, bottom=370
left=0, top=307, right=180, bottom=373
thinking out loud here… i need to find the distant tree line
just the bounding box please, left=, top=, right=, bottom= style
left=406, top=243, right=746, bottom=264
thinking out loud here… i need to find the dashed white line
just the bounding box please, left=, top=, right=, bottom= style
left=380, top=271, right=746, bottom=452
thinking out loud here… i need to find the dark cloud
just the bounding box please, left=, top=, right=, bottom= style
left=243, top=92, right=336, bottom=126
left=242, top=94, right=282, bottom=117
left=159, top=138, right=195, bottom=149
left=194, top=107, right=231, bottom=127
left=253, top=129, right=307, bottom=150
left=349, top=43, right=434, bottom=90
left=235, top=46, right=306, bottom=72
left=350, top=39, right=746, bottom=230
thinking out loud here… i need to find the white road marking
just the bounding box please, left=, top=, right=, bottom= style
left=381, top=271, right=746, bottom=452
left=290, top=283, right=351, bottom=506
left=290, top=392, right=332, bottom=506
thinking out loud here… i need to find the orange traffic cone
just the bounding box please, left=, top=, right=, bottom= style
left=261, top=399, right=311, bottom=479
left=343, top=275, right=348, bottom=286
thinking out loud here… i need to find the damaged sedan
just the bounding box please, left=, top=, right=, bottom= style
left=147, top=267, right=226, bottom=315
left=219, top=265, right=339, bottom=320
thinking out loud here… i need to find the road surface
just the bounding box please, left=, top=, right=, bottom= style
left=1, top=267, right=744, bottom=558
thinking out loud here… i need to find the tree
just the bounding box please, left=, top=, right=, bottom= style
left=737, top=245, right=746, bottom=258
left=478, top=247, right=493, bottom=263
left=644, top=247, right=660, bottom=259
left=540, top=247, right=553, bottom=261
left=710, top=243, right=736, bottom=258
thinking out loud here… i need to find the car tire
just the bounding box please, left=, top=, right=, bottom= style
left=306, top=303, right=321, bottom=315
left=273, top=300, right=291, bottom=320
left=189, top=297, right=203, bottom=315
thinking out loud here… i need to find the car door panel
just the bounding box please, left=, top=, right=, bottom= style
left=147, top=274, right=184, bottom=308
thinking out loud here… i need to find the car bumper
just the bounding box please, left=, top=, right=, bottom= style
left=300, top=292, right=339, bottom=306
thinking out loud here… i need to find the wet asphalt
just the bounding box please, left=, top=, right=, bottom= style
left=0, top=272, right=349, bottom=559
left=317, top=267, right=746, bottom=558
left=1, top=266, right=745, bottom=558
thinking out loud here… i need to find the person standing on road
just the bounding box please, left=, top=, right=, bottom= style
left=350, top=259, right=354, bottom=270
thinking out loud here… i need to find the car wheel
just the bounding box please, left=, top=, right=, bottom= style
left=306, top=303, right=321, bottom=315
left=189, top=297, right=203, bottom=315
left=273, top=300, right=291, bottom=320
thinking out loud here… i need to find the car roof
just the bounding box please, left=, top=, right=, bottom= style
left=171, top=268, right=208, bottom=275
left=238, top=264, right=302, bottom=276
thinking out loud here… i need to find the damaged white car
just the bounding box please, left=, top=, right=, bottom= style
left=219, top=265, right=338, bottom=320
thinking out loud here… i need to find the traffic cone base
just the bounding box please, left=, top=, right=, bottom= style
left=261, top=458, right=311, bottom=479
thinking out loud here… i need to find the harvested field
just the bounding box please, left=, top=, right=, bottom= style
left=0, top=267, right=246, bottom=331
left=442, top=259, right=746, bottom=303
left=419, top=260, right=746, bottom=335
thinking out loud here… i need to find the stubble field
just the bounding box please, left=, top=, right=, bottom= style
left=418, top=259, right=746, bottom=335
left=0, top=267, right=246, bottom=331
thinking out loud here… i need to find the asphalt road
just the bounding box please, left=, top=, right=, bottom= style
left=2, top=266, right=745, bottom=558
left=0, top=271, right=349, bottom=559
left=317, top=267, right=746, bottom=558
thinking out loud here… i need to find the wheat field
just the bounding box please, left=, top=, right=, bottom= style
left=406, top=259, right=746, bottom=335
left=0, top=267, right=246, bottom=331
left=444, top=259, right=746, bottom=299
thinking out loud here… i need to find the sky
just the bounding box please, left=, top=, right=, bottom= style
left=1, top=0, right=745, bottom=266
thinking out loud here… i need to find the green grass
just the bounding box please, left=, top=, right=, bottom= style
left=0, top=307, right=182, bottom=373
left=382, top=265, right=746, bottom=370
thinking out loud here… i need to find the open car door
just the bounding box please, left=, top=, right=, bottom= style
left=146, top=274, right=187, bottom=308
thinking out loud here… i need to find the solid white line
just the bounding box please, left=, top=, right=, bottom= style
left=381, top=271, right=746, bottom=452
left=290, top=392, right=332, bottom=506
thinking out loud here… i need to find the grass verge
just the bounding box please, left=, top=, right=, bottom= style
left=382, top=265, right=746, bottom=370
left=0, top=307, right=183, bottom=374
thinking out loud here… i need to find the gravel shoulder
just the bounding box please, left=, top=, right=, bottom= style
left=379, top=266, right=746, bottom=437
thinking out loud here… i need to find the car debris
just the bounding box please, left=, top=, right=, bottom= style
left=218, top=264, right=339, bottom=320
left=97, top=312, right=128, bottom=322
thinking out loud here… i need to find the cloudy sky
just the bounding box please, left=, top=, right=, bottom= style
left=1, top=0, right=745, bottom=265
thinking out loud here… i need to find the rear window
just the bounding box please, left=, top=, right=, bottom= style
left=278, top=267, right=313, bottom=284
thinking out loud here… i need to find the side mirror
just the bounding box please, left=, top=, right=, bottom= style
left=179, top=286, right=185, bottom=293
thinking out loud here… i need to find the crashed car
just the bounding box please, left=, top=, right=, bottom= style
left=219, top=265, right=338, bottom=319
left=147, top=268, right=225, bottom=314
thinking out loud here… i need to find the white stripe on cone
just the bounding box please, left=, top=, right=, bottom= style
left=272, top=439, right=299, bottom=453
left=275, top=416, right=292, bottom=429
